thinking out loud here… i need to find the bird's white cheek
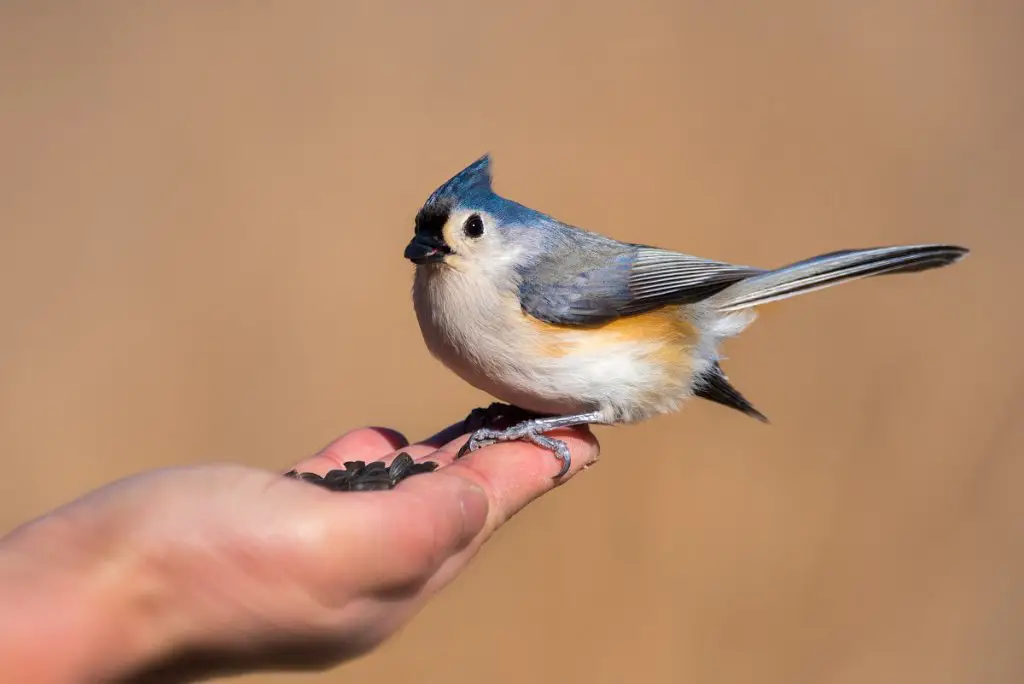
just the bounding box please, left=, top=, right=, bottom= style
left=442, top=254, right=467, bottom=271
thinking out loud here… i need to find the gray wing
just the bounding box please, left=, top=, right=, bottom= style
left=518, top=245, right=765, bottom=326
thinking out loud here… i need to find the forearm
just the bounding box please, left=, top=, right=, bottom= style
left=0, top=516, right=175, bottom=684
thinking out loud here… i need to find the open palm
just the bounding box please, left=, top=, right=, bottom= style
left=0, top=420, right=599, bottom=683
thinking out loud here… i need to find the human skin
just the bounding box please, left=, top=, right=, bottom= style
left=0, top=421, right=600, bottom=683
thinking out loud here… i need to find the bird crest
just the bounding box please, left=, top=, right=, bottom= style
left=427, top=153, right=493, bottom=206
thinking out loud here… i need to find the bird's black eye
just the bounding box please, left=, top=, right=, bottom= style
left=463, top=214, right=485, bottom=239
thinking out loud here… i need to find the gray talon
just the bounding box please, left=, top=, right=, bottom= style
left=453, top=411, right=603, bottom=478
left=520, top=432, right=572, bottom=477
left=456, top=429, right=496, bottom=459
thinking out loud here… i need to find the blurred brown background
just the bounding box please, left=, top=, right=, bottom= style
left=1, top=1, right=1022, bottom=682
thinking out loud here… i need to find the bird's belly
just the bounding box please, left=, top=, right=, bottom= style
left=519, top=311, right=701, bottom=422
left=420, top=300, right=702, bottom=423
left=417, top=315, right=592, bottom=416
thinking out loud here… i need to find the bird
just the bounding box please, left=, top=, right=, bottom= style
left=403, top=154, right=969, bottom=477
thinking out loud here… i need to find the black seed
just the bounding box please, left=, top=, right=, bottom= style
left=410, top=462, right=439, bottom=475
left=389, top=453, right=415, bottom=479
left=350, top=475, right=394, bottom=491
left=320, top=478, right=351, bottom=492
left=324, top=469, right=351, bottom=486
left=362, top=461, right=389, bottom=476
left=284, top=457, right=438, bottom=492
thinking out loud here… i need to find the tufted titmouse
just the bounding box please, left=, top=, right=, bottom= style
left=404, top=155, right=968, bottom=476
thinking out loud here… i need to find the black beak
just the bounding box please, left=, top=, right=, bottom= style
left=404, top=233, right=450, bottom=264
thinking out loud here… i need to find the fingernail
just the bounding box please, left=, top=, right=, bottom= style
left=581, top=431, right=601, bottom=466
left=423, top=421, right=470, bottom=447
left=366, top=426, right=411, bottom=449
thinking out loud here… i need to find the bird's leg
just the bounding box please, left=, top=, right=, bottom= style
left=456, top=411, right=605, bottom=478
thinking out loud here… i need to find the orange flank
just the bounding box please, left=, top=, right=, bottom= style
left=526, top=305, right=698, bottom=366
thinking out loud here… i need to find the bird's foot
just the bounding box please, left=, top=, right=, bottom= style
left=455, top=411, right=604, bottom=478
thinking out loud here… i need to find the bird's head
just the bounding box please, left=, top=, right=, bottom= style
left=404, top=154, right=548, bottom=274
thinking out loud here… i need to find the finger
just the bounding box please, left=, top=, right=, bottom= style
left=417, top=420, right=472, bottom=448
left=393, top=426, right=601, bottom=520
left=385, top=417, right=476, bottom=464
left=388, top=444, right=438, bottom=461
left=311, top=469, right=490, bottom=595
left=362, top=417, right=480, bottom=465
left=291, top=427, right=409, bottom=475
left=294, top=417, right=475, bottom=474
left=293, top=424, right=598, bottom=597
left=432, top=426, right=600, bottom=525
left=392, top=426, right=599, bottom=592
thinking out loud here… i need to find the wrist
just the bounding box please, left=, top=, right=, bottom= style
left=0, top=514, right=179, bottom=683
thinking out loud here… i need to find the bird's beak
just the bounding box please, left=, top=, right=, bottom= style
left=404, top=233, right=451, bottom=265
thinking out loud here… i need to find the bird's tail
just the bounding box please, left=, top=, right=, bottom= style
left=710, top=244, right=969, bottom=313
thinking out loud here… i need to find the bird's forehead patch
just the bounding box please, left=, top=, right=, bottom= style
left=414, top=201, right=452, bottom=239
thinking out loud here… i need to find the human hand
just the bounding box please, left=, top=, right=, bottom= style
left=0, top=419, right=600, bottom=683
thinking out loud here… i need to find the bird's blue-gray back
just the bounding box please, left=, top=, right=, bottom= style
left=516, top=223, right=764, bottom=326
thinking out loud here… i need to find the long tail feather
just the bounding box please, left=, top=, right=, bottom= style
left=712, top=244, right=968, bottom=313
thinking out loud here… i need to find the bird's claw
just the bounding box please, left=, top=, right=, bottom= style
left=455, top=431, right=497, bottom=460
left=455, top=421, right=572, bottom=478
